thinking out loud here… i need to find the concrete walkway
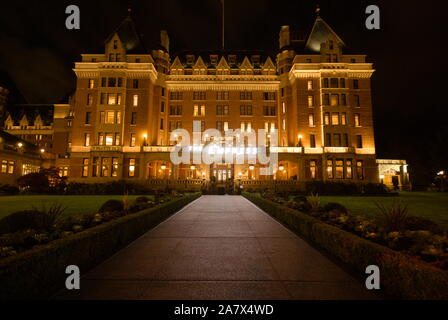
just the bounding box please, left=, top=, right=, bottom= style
left=55, top=195, right=376, bottom=300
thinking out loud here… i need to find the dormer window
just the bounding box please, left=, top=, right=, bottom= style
left=251, top=55, right=260, bottom=65
left=210, top=55, right=218, bottom=65
left=228, top=55, right=236, bottom=65
left=186, top=55, right=195, bottom=65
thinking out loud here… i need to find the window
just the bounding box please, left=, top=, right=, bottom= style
left=346, top=160, right=353, bottom=179
left=341, top=94, right=347, bottom=106
left=59, top=166, right=69, bottom=177
left=357, top=160, right=364, bottom=180
left=310, top=134, right=316, bottom=148
left=193, top=91, right=206, bottom=100
left=330, top=94, right=339, bottom=106
left=354, top=113, right=361, bottom=127
left=84, top=133, right=90, bottom=146
left=240, top=122, right=252, bottom=132
left=130, top=133, right=136, bottom=147
left=282, top=102, right=286, bottom=113
left=309, top=114, right=315, bottom=127
left=169, top=121, right=182, bottom=131
left=105, top=133, right=114, bottom=146
left=330, top=78, right=339, bottom=88
left=340, top=78, right=346, bottom=88
left=240, top=105, right=253, bottom=116
left=263, top=92, right=276, bottom=100
left=133, top=79, right=138, bottom=88
left=82, top=158, right=89, bottom=177
left=117, top=78, right=123, bottom=87
left=107, top=93, right=121, bottom=105
left=112, top=158, right=119, bottom=177
left=101, top=77, right=106, bottom=87
left=307, top=80, right=313, bottom=90
left=101, top=158, right=110, bottom=177
left=356, top=135, right=363, bottom=148
left=323, top=94, right=330, bottom=105
left=334, top=133, right=341, bottom=147
left=98, top=132, right=104, bottom=145
left=332, top=113, right=339, bottom=125
left=129, top=159, right=136, bottom=177
left=105, top=111, right=115, bottom=124
left=217, top=91, right=229, bottom=100
left=310, top=160, right=317, bottom=179
left=353, top=79, right=359, bottom=89
left=327, top=160, right=333, bottom=179
left=325, top=133, right=332, bottom=146
left=216, top=105, right=229, bottom=115
left=108, top=77, right=116, bottom=87
left=85, top=112, right=91, bottom=124
left=99, top=111, right=105, bottom=124
left=341, top=112, right=347, bottom=125
left=342, top=133, right=349, bottom=147
left=324, top=112, right=330, bottom=125
left=323, top=78, right=329, bottom=88
left=1, top=160, right=7, bottom=173
left=170, top=91, right=183, bottom=100
left=132, top=94, right=139, bottom=107
left=307, top=95, right=314, bottom=107
left=223, top=121, right=229, bottom=131
left=161, top=101, right=165, bottom=113
left=88, top=79, right=94, bottom=89
left=160, top=119, right=164, bottom=130
left=161, top=88, right=165, bottom=96
left=335, top=160, right=344, bottom=179
left=240, top=91, right=252, bottom=100
left=169, top=105, right=182, bottom=115
left=354, top=95, right=360, bottom=107
left=282, top=119, right=286, bottom=130
left=87, top=94, right=93, bottom=106
left=92, top=157, right=99, bottom=177
left=131, top=112, right=137, bottom=125
left=115, top=133, right=121, bottom=146
left=216, top=121, right=223, bottom=131
left=263, top=106, right=276, bottom=116
left=194, top=105, right=205, bottom=116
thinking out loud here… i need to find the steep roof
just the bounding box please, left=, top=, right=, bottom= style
left=305, top=15, right=346, bottom=53
left=5, top=104, right=54, bottom=126
left=104, top=14, right=147, bottom=54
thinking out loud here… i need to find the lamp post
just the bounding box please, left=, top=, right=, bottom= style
left=438, top=170, right=445, bottom=192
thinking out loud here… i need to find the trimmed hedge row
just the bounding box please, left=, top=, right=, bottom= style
left=0, top=193, right=201, bottom=300
left=243, top=192, right=448, bottom=300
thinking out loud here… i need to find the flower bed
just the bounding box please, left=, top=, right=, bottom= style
left=0, top=192, right=201, bottom=299
left=243, top=192, right=448, bottom=299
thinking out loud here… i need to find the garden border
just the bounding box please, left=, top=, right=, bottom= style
left=0, top=192, right=201, bottom=299
left=242, top=192, right=448, bottom=299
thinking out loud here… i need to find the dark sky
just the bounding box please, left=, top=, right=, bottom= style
left=1, top=0, right=447, bottom=185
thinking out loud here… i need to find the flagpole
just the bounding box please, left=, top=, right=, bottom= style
left=221, top=0, right=225, bottom=49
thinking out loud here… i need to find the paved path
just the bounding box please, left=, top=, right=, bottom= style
left=55, top=195, right=376, bottom=300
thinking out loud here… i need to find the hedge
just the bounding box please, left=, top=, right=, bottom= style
left=243, top=192, right=448, bottom=300
left=0, top=192, right=201, bottom=300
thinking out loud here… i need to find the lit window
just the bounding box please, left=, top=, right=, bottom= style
left=332, top=113, right=339, bottom=125
left=309, top=114, right=315, bottom=127
left=133, top=94, right=139, bottom=107
left=324, top=112, right=330, bottom=125
left=327, top=160, right=333, bottom=179
left=116, top=111, right=121, bottom=124
left=346, top=160, right=353, bottom=179
left=88, top=79, right=94, bottom=89
left=130, top=133, right=136, bottom=147
left=310, top=160, right=317, bottom=179
left=307, top=80, right=313, bottom=90
left=101, top=158, right=110, bottom=177
left=115, top=133, right=121, bottom=146
left=105, top=133, right=114, bottom=146
left=129, top=159, right=136, bottom=177
left=7, top=161, right=14, bottom=174
left=330, top=94, right=339, bottom=106
left=1, top=160, right=7, bottom=173
left=98, top=133, right=104, bottom=145
left=82, top=158, right=89, bottom=177
left=307, top=95, right=314, bottom=107
left=224, top=121, right=229, bottom=131
left=112, top=158, right=119, bottom=177
left=84, top=133, right=90, bottom=146
left=335, top=160, right=344, bottom=179
left=282, top=102, right=286, bottom=113
left=87, top=94, right=93, bottom=106
left=105, top=111, right=115, bottom=124
left=108, top=94, right=116, bottom=105
left=341, top=112, right=347, bottom=125
left=355, top=113, right=361, bottom=127
left=357, top=160, right=364, bottom=180
left=282, top=119, right=286, bottom=130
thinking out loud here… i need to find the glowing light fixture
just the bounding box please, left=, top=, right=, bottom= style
left=249, top=165, right=255, bottom=171
left=279, top=165, right=285, bottom=171
left=40, top=149, right=45, bottom=153
left=190, top=165, right=196, bottom=170
left=161, top=164, right=167, bottom=170
left=17, top=142, right=23, bottom=148
left=438, top=171, right=445, bottom=176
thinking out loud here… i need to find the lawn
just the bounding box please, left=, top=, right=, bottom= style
left=0, top=195, right=151, bottom=220
left=320, top=192, right=448, bottom=228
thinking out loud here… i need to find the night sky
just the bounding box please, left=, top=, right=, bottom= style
left=0, top=0, right=447, bottom=186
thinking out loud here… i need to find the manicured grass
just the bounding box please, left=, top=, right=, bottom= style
left=320, top=192, right=448, bottom=228
left=0, top=195, right=152, bottom=220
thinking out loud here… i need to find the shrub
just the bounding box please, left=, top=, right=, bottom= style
left=0, top=211, right=40, bottom=234
left=31, top=203, right=66, bottom=232
left=406, top=216, right=442, bottom=234
left=306, top=193, right=321, bottom=212
left=0, top=184, right=19, bottom=195
left=324, top=202, right=348, bottom=214
left=98, top=199, right=124, bottom=213
left=17, top=173, right=49, bottom=193
left=135, top=196, right=150, bottom=203
left=374, top=200, right=409, bottom=233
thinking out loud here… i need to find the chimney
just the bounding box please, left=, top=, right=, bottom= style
left=279, top=25, right=290, bottom=50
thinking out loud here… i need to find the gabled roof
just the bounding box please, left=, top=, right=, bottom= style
left=216, top=56, right=230, bottom=69
left=305, top=16, right=345, bottom=53
left=239, top=57, right=254, bottom=70
left=5, top=104, right=54, bottom=126
left=104, top=14, right=147, bottom=54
